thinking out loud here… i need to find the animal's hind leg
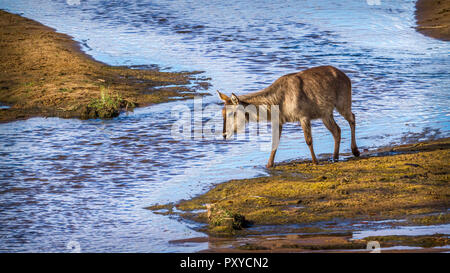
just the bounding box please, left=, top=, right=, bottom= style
left=336, top=80, right=360, bottom=157
left=300, top=118, right=318, bottom=164
left=340, top=111, right=360, bottom=157
left=322, top=114, right=341, bottom=161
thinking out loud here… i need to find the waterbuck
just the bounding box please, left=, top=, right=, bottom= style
left=217, top=65, right=360, bottom=168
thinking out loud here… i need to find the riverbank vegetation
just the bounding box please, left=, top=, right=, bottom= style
left=149, top=138, right=449, bottom=238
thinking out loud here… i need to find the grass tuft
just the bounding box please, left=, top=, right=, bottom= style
left=87, top=86, right=123, bottom=118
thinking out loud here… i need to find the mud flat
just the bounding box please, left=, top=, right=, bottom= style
left=415, top=0, right=450, bottom=41
left=0, top=10, right=209, bottom=123
left=149, top=138, right=450, bottom=252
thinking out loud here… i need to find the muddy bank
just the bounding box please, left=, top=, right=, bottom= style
left=149, top=138, right=449, bottom=252
left=415, top=0, right=450, bottom=41
left=0, top=10, right=209, bottom=123
left=169, top=232, right=449, bottom=253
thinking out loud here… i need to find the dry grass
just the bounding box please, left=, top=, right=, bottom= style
left=0, top=10, right=209, bottom=122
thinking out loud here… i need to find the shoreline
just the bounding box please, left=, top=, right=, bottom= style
left=149, top=138, right=450, bottom=252
left=0, top=10, right=209, bottom=123
left=415, top=0, right=450, bottom=41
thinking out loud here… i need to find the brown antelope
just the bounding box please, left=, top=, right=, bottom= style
left=217, top=65, right=360, bottom=168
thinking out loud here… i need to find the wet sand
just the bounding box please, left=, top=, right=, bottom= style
left=415, top=0, right=450, bottom=41
left=150, top=138, right=450, bottom=252
left=0, top=10, right=209, bottom=122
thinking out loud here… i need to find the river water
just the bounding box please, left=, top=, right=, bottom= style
left=0, top=0, right=449, bottom=252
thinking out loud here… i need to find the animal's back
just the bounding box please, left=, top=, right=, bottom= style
left=279, top=66, right=352, bottom=121
left=294, top=66, right=350, bottom=102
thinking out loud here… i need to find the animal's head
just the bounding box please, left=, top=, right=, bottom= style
left=217, top=90, right=249, bottom=139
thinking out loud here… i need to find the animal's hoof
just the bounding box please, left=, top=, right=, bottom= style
left=266, top=163, right=273, bottom=168
left=353, top=149, right=360, bottom=157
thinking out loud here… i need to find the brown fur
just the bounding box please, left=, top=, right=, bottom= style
left=218, top=66, right=360, bottom=167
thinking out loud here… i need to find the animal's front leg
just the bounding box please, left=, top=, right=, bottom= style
left=301, top=118, right=318, bottom=164
left=267, top=151, right=277, bottom=168
left=267, top=124, right=282, bottom=168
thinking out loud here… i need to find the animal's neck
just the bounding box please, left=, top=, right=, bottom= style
left=239, top=87, right=280, bottom=106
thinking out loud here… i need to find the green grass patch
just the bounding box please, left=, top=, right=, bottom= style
left=88, top=86, right=123, bottom=118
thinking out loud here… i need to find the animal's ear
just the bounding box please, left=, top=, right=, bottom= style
left=230, top=93, right=240, bottom=105
left=216, top=90, right=229, bottom=102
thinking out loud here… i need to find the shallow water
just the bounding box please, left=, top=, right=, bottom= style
left=0, top=0, right=449, bottom=252
left=353, top=223, right=450, bottom=239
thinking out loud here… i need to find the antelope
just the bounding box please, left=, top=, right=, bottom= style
left=217, top=65, right=360, bottom=168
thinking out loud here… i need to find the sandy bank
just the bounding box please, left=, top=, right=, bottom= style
left=415, top=0, right=450, bottom=41
left=0, top=10, right=209, bottom=122
left=149, top=138, right=449, bottom=252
